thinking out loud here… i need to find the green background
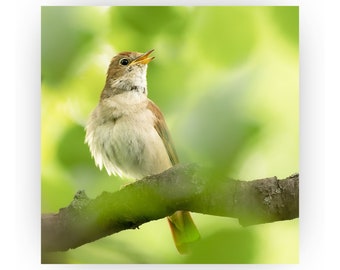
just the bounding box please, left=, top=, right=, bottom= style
left=41, top=6, right=299, bottom=263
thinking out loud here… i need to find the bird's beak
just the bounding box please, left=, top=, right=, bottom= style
left=131, top=49, right=155, bottom=65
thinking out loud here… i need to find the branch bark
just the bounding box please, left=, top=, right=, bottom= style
left=41, top=163, right=299, bottom=252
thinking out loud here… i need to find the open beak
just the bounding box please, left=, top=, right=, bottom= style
left=131, top=49, right=155, bottom=65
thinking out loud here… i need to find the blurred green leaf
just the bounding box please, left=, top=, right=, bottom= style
left=108, top=7, right=190, bottom=50
left=111, top=6, right=187, bottom=36
left=191, top=7, right=257, bottom=67
left=57, top=124, right=91, bottom=168
left=41, top=7, right=95, bottom=85
left=176, top=70, right=261, bottom=179
left=185, top=228, right=256, bottom=263
left=271, top=6, right=299, bottom=46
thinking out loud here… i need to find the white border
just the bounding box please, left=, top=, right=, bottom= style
left=7, top=0, right=339, bottom=269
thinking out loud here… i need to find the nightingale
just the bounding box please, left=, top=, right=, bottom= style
left=85, top=49, right=200, bottom=254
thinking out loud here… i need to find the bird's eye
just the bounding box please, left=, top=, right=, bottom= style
left=119, top=58, right=129, bottom=66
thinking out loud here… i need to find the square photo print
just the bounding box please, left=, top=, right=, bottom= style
left=41, top=6, right=299, bottom=264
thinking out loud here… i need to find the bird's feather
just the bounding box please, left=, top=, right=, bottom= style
left=147, top=99, right=200, bottom=254
left=147, top=100, right=179, bottom=165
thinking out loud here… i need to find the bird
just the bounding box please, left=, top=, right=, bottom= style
left=85, top=49, right=200, bottom=254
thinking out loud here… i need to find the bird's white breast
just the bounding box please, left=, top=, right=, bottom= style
left=85, top=92, right=172, bottom=179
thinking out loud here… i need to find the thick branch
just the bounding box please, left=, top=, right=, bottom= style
left=41, top=164, right=298, bottom=252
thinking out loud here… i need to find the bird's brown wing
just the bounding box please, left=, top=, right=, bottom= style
left=147, top=101, right=200, bottom=254
left=147, top=100, right=179, bottom=165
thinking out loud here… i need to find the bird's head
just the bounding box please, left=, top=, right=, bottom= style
left=102, top=49, right=155, bottom=98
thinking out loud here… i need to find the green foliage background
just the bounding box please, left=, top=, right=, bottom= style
left=41, top=6, right=299, bottom=264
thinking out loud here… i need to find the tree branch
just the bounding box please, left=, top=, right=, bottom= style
left=41, top=163, right=299, bottom=252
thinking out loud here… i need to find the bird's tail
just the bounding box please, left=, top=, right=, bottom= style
left=167, top=210, right=200, bottom=254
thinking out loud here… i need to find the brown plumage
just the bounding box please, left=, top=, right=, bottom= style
left=85, top=49, right=200, bottom=253
left=147, top=100, right=179, bottom=166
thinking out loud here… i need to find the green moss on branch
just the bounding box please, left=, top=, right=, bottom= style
left=41, top=164, right=299, bottom=252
